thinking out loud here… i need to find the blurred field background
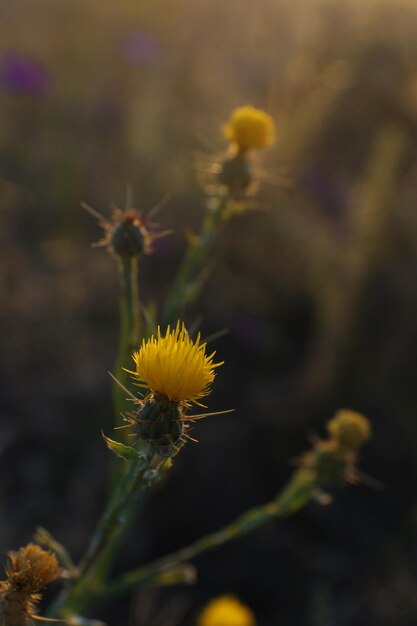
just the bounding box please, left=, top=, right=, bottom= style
left=2, top=0, right=417, bottom=624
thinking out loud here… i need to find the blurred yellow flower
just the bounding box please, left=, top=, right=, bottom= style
left=131, top=322, right=223, bottom=404
left=327, top=409, right=371, bottom=450
left=198, top=595, right=256, bottom=626
left=224, top=106, right=275, bottom=151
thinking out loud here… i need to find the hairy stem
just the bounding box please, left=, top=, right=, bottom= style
left=163, top=195, right=227, bottom=325
left=112, top=256, right=140, bottom=432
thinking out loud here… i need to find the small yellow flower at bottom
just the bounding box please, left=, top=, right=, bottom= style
left=224, top=105, right=275, bottom=152
left=198, top=595, right=256, bottom=626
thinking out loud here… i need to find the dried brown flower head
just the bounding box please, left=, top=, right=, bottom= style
left=0, top=543, right=60, bottom=625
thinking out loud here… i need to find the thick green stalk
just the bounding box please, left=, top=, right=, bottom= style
left=49, top=451, right=156, bottom=617
left=103, top=468, right=315, bottom=599
left=93, top=255, right=144, bottom=584
left=163, top=195, right=227, bottom=325
left=112, top=256, right=140, bottom=431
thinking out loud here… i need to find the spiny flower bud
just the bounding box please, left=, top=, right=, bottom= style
left=83, top=202, right=170, bottom=261
left=310, top=439, right=354, bottom=487
left=296, top=410, right=374, bottom=497
left=110, top=210, right=147, bottom=259
left=327, top=409, right=372, bottom=450
left=136, top=395, right=184, bottom=457
left=0, top=543, right=60, bottom=625
left=197, top=595, right=256, bottom=626
left=217, top=152, right=252, bottom=195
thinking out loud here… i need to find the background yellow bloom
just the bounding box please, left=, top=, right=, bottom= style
left=223, top=105, right=275, bottom=150
left=198, top=595, right=256, bottom=626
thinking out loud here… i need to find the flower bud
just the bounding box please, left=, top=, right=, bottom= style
left=311, top=439, right=352, bottom=487
left=110, top=210, right=147, bottom=259
left=136, top=395, right=184, bottom=456
left=218, top=152, right=252, bottom=195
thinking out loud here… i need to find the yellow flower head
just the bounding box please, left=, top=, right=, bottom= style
left=327, top=409, right=372, bottom=450
left=132, top=322, right=223, bottom=404
left=224, top=106, right=275, bottom=151
left=198, top=595, right=256, bottom=626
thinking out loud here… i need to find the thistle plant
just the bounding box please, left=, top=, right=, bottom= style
left=125, top=322, right=224, bottom=456
left=1, top=105, right=377, bottom=626
left=49, top=322, right=223, bottom=618
left=98, top=410, right=371, bottom=600
left=298, top=409, right=373, bottom=491
left=163, top=105, right=275, bottom=325
left=82, top=200, right=170, bottom=435
left=105, top=322, right=226, bottom=460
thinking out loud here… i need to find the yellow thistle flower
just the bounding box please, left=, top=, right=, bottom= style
left=327, top=409, right=372, bottom=450
left=224, top=106, right=275, bottom=151
left=132, top=322, right=223, bottom=404
left=198, top=595, right=256, bottom=626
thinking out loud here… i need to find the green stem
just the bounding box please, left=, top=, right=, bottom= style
left=103, top=468, right=315, bottom=599
left=112, top=256, right=140, bottom=431
left=49, top=451, right=156, bottom=617
left=163, top=195, right=227, bottom=325
left=93, top=255, right=144, bottom=588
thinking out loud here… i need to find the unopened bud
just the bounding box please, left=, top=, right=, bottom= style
left=311, top=440, right=352, bottom=487
left=136, top=395, right=183, bottom=456
left=218, top=153, right=252, bottom=195
left=111, top=210, right=147, bottom=259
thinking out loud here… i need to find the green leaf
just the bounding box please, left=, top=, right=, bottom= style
left=102, top=432, right=143, bottom=462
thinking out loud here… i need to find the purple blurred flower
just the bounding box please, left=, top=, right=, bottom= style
left=0, top=52, right=52, bottom=96
left=122, top=31, right=159, bottom=67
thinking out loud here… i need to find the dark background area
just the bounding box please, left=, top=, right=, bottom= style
left=2, top=1, right=417, bottom=624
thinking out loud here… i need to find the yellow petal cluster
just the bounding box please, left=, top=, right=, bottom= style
left=198, top=595, right=256, bottom=626
left=327, top=409, right=372, bottom=450
left=132, top=322, right=223, bottom=404
left=224, top=106, right=275, bottom=151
